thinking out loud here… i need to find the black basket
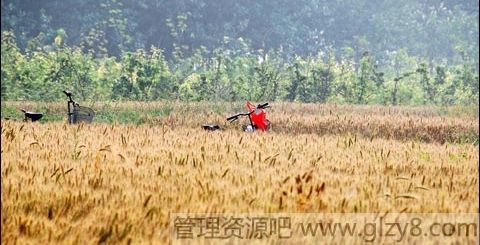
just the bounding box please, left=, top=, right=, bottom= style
left=72, top=105, right=95, bottom=123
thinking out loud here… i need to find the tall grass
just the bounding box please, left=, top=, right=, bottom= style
left=2, top=101, right=477, bottom=143
left=1, top=111, right=478, bottom=243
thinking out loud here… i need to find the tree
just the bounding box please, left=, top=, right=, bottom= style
left=309, top=52, right=335, bottom=103
left=353, top=52, right=376, bottom=104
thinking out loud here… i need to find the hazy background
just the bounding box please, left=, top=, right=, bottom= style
left=1, top=0, right=478, bottom=104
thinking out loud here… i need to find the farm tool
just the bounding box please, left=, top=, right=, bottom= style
left=2, top=108, right=43, bottom=122
left=63, top=90, right=95, bottom=124
left=202, top=101, right=271, bottom=132
left=20, top=109, right=43, bottom=122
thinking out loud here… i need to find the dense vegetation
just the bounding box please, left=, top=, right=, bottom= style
left=1, top=109, right=478, bottom=243
left=2, top=101, right=478, bottom=144
left=1, top=0, right=478, bottom=104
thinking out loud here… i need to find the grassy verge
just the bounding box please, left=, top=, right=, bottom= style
left=1, top=101, right=478, bottom=144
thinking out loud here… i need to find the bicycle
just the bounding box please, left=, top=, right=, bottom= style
left=63, top=90, right=95, bottom=124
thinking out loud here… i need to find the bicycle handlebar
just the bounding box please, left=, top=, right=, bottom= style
left=227, top=112, right=252, bottom=122
left=227, top=115, right=239, bottom=121
left=257, top=102, right=269, bottom=109
left=64, top=90, right=74, bottom=102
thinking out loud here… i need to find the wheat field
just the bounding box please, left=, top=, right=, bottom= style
left=1, top=103, right=478, bottom=244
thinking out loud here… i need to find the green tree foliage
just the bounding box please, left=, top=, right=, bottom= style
left=2, top=0, right=478, bottom=62
left=1, top=31, right=23, bottom=99
left=1, top=0, right=478, bottom=105
left=112, top=47, right=172, bottom=100
left=2, top=30, right=478, bottom=105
